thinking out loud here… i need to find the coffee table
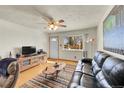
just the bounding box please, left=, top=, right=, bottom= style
left=42, top=62, right=66, bottom=78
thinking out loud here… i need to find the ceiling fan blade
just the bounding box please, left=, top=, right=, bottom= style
left=32, top=6, right=54, bottom=23
left=42, top=14, right=54, bottom=23
left=59, top=25, right=67, bottom=27
left=59, top=19, right=64, bottom=23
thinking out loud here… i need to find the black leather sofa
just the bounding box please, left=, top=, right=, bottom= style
left=68, top=51, right=124, bottom=88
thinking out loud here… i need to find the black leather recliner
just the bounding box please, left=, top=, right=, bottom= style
left=68, top=51, right=124, bottom=88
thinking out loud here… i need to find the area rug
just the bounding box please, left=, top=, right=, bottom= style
left=20, top=64, right=76, bottom=88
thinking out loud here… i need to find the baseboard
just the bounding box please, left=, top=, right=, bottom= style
left=48, top=58, right=77, bottom=62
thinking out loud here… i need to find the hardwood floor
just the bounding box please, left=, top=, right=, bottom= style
left=15, top=59, right=77, bottom=88
left=47, top=58, right=77, bottom=65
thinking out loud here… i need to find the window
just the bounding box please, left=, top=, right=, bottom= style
left=63, top=35, right=83, bottom=50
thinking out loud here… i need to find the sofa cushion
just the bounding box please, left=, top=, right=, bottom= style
left=92, top=53, right=109, bottom=75
left=96, top=53, right=109, bottom=68
left=82, top=63, right=93, bottom=76
left=96, top=71, right=111, bottom=88
left=92, top=63, right=101, bottom=75
left=80, top=74, right=97, bottom=88
left=92, top=59, right=96, bottom=67
left=93, top=51, right=103, bottom=62
left=110, top=62, right=124, bottom=87
left=102, top=57, right=124, bottom=87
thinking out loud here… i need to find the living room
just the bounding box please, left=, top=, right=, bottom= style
left=0, top=1, right=124, bottom=91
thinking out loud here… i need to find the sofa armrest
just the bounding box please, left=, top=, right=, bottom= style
left=81, top=58, right=92, bottom=63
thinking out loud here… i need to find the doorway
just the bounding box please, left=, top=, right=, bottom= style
left=49, top=36, right=59, bottom=59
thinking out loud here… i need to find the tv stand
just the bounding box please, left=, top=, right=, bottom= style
left=18, top=53, right=47, bottom=72
left=23, top=53, right=37, bottom=57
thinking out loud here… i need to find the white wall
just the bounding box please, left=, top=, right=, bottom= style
left=49, top=27, right=97, bottom=61
left=97, top=5, right=124, bottom=60
left=0, top=19, right=49, bottom=58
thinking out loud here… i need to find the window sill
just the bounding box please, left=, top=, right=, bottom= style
left=63, top=49, right=83, bottom=52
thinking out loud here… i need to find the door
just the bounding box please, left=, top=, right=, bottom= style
left=49, top=36, right=59, bottom=59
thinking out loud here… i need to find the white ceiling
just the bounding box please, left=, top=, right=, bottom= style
left=0, top=5, right=109, bottom=32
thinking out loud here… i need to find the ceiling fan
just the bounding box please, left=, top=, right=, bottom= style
left=46, top=18, right=67, bottom=31
left=33, top=7, right=67, bottom=31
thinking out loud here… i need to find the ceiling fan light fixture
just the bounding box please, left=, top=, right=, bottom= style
left=48, top=27, right=52, bottom=30
left=54, top=25, right=58, bottom=30
left=49, top=24, right=54, bottom=28
left=48, top=24, right=58, bottom=31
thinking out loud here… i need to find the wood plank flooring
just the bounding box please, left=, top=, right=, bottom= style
left=15, top=59, right=77, bottom=88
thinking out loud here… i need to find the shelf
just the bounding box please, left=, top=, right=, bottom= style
left=18, top=53, right=47, bottom=72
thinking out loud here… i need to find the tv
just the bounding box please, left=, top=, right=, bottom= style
left=22, top=46, right=36, bottom=55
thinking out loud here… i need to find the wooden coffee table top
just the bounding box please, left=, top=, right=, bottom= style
left=42, top=62, right=66, bottom=76
left=55, top=62, right=66, bottom=70
left=42, top=66, right=56, bottom=75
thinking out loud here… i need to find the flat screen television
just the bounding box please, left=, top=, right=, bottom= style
left=22, top=46, right=36, bottom=55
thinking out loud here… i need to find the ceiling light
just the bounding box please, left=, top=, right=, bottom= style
left=48, top=24, right=58, bottom=31
left=54, top=26, right=58, bottom=30
left=49, top=24, right=54, bottom=28
left=48, top=27, right=52, bottom=30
